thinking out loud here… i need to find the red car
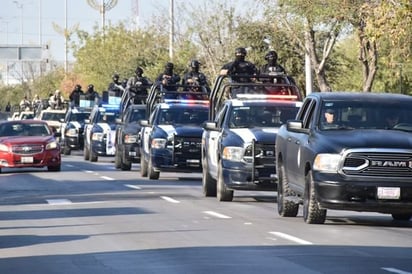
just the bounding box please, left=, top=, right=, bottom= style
left=0, top=119, right=61, bottom=173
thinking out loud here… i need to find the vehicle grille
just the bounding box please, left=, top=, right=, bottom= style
left=245, top=142, right=276, bottom=180
left=173, top=136, right=202, bottom=156
left=12, top=144, right=44, bottom=155
left=342, top=151, right=412, bottom=177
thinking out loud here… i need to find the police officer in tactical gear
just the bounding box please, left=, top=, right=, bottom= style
left=182, top=60, right=209, bottom=92
left=69, top=84, right=84, bottom=107
left=108, top=73, right=124, bottom=96
left=85, top=84, right=100, bottom=103
left=220, top=47, right=258, bottom=83
left=156, top=62, right=181, bottom=90
left=260, top=50, right=286, bottom=74
left=260, top=50, right=297, bottom=85
left=126, top=66, right=152, bottom=104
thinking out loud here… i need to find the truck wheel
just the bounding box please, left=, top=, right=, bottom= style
left=84, top=144, right=90, bottom=160
left=63, top=142, right=71, bottom=155
left=148, top=154, right=159, bottom=180
left=114, top=150, right=121, bottom=169
left=120, top=150, right=132, bottom=171
left=90, top=145, right=98, bottom=162
left=391, top=213, right=412, bottom=221
left=121, top=159, right=132, bottom=171
left=202, top=159, right=217, bottom=197
left=303, top=171, right=326, bottom=224
left=277, top=161, right=299, bottom=217
left=217, top=161, right=233, bottom=201
left=140, top=155, right=148, bottom=177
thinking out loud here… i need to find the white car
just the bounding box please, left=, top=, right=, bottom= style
left=37, top=109, right=66, bottom=133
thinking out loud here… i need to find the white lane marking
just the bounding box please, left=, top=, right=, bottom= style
left=100, top=176, right=115, bottom=181
left=161, top=196, right=180, bottom=203
left=125, top=184, right=142, bottom=190
left=65, top=164, right=74, bottom=167
left=46, top=199, right=72, bottom=205
left=382, top=268, right=412, bottom=274
left=269, top=231, right=313, bottom=245
left=83, top=170, right=94, bottom=173
left=203, top=211, right=232, bottom=219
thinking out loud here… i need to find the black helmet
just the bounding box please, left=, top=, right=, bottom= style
left=265, top=50, right=278, bottom=61
left=135, top=66, right=143, bottom=75
left=75, top=84, right=82, bottom=90
left=165, top=62, right=174, bottom=69
left=235, top=47, right=247, bottom=57
left=190, top=60, right=200, bottom=68
left=112, top=73, right=120, bottom=80
left=88, top=84, right=94, bottom=90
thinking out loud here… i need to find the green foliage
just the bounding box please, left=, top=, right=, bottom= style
left=32, top=68, right=66, bottom=98
left=72, top=23, right=170, bottom=91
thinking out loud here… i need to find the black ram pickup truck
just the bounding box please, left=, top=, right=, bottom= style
left=275, top=92, right=412, bottom=224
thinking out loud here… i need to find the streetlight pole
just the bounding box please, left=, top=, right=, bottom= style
left=39, top=0, right=42, bottom=45
left=169, top=0, right=174, bottom=60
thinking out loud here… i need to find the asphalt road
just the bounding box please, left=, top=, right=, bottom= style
left=0, top=153, right=411, bottom=274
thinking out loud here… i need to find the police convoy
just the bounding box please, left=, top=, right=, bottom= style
left=55, top=58, right=304, bottom=200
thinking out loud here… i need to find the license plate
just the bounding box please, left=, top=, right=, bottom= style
left=187, top=159, right=200, bottom=164
left=21, top=156, right=33, bottom=163
left=128, top=151, right=137, bottom=156
left=377, top=187, right=400, bottom=200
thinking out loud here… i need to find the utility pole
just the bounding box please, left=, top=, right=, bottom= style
left=53, top=0, right=78, bottom=74
left=169, top=0, right=174, bottom=60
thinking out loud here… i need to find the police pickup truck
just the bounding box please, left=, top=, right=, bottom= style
left=114, top=104, right=146, bottom=170
left=202, top=74, right=302, bottom=201
left=139, top=84, right=209, bottom=179
left=275, top=92, right=412, bottom=224
left=83, top=96, right=121, bottom=162
left=60, top=102, right=92, bottom=155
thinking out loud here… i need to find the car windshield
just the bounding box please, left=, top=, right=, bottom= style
left=319, top=101, right=412, bottom=131
left=157, top=107, right=208, bottom=125
left=41, top=112, right=66, bottom=121
left=0, top=122, right=51, bottom=137
left=71, top=112, right=90, bottom=122
left=98, top=112, right=119, bottom=124
left=229, top=105, right=298, bottom=128
left=130, top=109, right=146, bottom=122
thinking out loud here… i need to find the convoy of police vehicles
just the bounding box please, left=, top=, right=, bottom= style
left=9, top=64, right=410, bottom=223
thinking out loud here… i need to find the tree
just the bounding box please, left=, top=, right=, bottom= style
left=72, top=23, right=170, bottom=91
left=260, top=0, right=358, bottom=92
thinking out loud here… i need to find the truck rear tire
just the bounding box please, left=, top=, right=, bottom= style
left=277, top=161, right=299, bottom=217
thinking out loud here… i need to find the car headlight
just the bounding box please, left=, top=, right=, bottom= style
left=124, top=134, right=138, bottom=144
left=46, top=141, right=58, bottom=150
left=151, top=138, right=167, bottom=149
left=66, top=128, right=78, bottom=137
left=313, top=153, right=341, bottom=172
left=0, top=144, right=9, bottom=152
left=92, top=132, right=104, bottom=141
left=222, top=146, right=245, bottom=162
